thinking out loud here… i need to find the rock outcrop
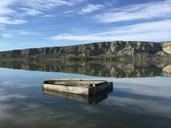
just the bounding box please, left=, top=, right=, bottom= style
left=163, top=45, right=171, bottom=54
left=162, top=65, right=171, bottom=74
left=0, top=41, right=171, bottom=59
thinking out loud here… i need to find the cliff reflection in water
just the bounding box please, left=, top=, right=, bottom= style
left=0, top=58, right=171, bottom=77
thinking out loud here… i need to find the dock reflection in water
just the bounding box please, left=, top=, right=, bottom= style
left=42, top=85, right=113, bottom=104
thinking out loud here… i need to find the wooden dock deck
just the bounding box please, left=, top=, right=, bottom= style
left=42, top=79, right=113, bottom=96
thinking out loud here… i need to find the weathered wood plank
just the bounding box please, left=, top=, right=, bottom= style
left=42, top=79, right=113, bottom=96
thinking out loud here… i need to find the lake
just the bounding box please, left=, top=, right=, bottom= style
left=0, top=60, right=171, bottom=128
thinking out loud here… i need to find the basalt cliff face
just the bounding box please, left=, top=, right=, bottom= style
left=0, top=41, right=171, bottom=59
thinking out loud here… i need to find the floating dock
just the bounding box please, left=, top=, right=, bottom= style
left=42, top=79, right=113, bottom=96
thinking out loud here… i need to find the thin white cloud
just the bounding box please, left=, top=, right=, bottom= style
left=21, top=0, right=86, bottom=10
left=0, top=30, right=38, bottom=38
left=0, top=0, right=17, bottom=16
left=94, top=0, right=171, bottom=23
left=0, top=8, right=16, bottom=15
left=0, top=0, right=26, bottom=25
left=41, top=14, right=55, bottom=18
left=80, top=4, right=104, bottom=14
left=19, top=0, right=86, bottom=18
left=0, top=17, right=27, bottom=25
left=20, top=8, right=43, bottom=16
left=0, top=0, right=17, bottom=7
left=63, top=10, right=74, bottom=15
left=0, top=0, right=86, bottom=25
left=50, top=19, right=171, bottom=42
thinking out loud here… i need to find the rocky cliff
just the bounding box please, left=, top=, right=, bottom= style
left=0, top=41, right=171, bottom=59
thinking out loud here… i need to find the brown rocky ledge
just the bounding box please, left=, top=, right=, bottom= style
left=0, top=41, right=171, bottom=59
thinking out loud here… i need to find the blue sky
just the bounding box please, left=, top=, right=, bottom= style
left=0, top=0, right=171, bottom=51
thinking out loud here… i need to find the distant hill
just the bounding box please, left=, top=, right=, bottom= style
left=0, top=41, right=171, bottom=59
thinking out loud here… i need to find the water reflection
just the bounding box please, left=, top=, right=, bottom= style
left=0, top=58, right=171, bottom=77
left=105, top=77, right=171, bottom=118
left=0, top=68, right=170, bottom=127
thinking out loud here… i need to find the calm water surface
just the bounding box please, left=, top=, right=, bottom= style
left=0, top=60, right=171, bottom=128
